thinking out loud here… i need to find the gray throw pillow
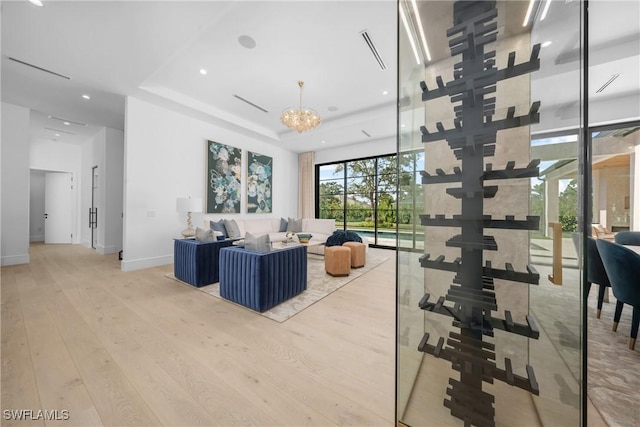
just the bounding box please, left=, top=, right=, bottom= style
left=223, top=219, right=241, bottom=238
left=210, top=220, right=228, bottom=239
left=244, top=232, right=271, bottom=253
left=287, top=217, right=302, bottom=233
left=279, top=217, right=288, bottom=232
left=195, top=227, right=217, bottom=243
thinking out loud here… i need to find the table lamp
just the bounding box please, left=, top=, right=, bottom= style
left=176, top=197, right=202, bottom=238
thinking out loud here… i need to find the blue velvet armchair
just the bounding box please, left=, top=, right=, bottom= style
left=174, top=238, right=237, bottom=287
left=219, top=245, right=307, bottom=312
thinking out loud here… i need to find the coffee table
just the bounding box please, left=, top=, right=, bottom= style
left=274, top=240, right=325, bottom=255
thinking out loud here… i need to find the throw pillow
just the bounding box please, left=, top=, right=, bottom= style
left=223, top=219, right=242, bottom=238
left=326, top=230, right=363, bottom=247
left=244, top=232, right=271, bottom=253
left=195, top=227, right=217, bottom=243
left=279, top=217, right=288, bottom=232
left=287, top=217, right=303, bottom=233
left=210, top=220, right=228, bottom=239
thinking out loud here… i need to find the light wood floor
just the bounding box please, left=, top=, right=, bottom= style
left=1, top=243, right=395, bottom=426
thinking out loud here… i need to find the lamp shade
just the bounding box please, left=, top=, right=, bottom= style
left=176, top=197, right=202, bottom=213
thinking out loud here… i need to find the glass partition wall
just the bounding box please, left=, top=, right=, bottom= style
left=397, top=1, right=584, bottom=426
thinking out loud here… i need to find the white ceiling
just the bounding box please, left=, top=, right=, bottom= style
left=2, top=0, right=639, bottom=153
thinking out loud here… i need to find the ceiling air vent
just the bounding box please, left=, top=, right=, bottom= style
left=233, top=94, right=268, bottom=113
left=47, top=115, right=87, bottom=126
left=8, top=57, right=71, bottom=80
left=45, top=127, right=76, bottom=135
left=361, top=130, right=372, bottom=137
left=360, top=30, right=387, bottom=70
left=596, top=73, right=620, bottom=93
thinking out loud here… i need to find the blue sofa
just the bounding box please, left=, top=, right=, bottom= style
left=173, top=238, right=237, bottom=287
left=219, top=245, right=307, bottom=312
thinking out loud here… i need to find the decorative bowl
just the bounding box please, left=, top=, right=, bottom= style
left=297, top=233, right=312, bottom=244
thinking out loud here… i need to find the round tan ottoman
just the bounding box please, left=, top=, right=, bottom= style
left=325, top=246, right=351, bottom=277
left=342, top=241, right=366, bottom=268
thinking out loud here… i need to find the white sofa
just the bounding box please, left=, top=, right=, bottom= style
left=202, top=216, right=336, bottom=253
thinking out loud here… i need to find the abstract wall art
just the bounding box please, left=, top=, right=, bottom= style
left=206, top=140, right=242, bottom=213
left=246, top=151, right=272, bottom=213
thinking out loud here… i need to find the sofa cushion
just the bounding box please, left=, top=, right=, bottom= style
left=195, top=227, right=221, bottom=243
left=224, top=219, right=242, bottom=238
left=210, top=220, right=228, bottom=238
left=244, top=219, right=277, bottom=235
left=244, top=232, right=271, bottom=253
left=302, top=218, right=336, bottom=236
left=287, top=217, right=303, bottom=233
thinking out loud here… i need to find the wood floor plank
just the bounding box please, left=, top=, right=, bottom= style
left=108, top=287, right=337, bottom=426
left=45, top=290, right=162, bottom=426
left=18, top=297, right=103, bottom=427
left=1, top=267, right=44, bottom=427
left=3, top=243, right=396, bottom=426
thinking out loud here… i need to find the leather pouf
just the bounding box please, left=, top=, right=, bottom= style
left=325, top=246, right=351, bottom=277
left=342, top=241, right=366, bottom=268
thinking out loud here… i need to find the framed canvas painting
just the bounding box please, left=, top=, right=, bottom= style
left=247, top=151, right=272, bottom=213
left=206, top=140, right=242, bottom=213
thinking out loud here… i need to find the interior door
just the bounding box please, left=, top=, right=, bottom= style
left=44, top=172, right=73, bottom=244
left=91, top=166, right=98, bottom=249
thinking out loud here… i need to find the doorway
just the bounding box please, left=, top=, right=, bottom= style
left=44, top=171, right=73, bottom=244
left=90, top=165, right=98, bottom=249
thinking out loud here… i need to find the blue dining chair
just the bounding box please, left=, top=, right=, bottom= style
left=595, top=239, right=640, bottom=350
left=573, top=234, right=611, bottom=318
left=614, top=231, right=640, bottom=246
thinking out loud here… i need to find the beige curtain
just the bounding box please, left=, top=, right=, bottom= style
left=298, top=151, right=315, bottom=218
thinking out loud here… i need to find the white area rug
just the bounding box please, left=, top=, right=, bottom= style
left=166, top=248, right=391, bottom=323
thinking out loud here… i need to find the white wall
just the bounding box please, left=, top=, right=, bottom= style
left=314, top=137, right=396, bottom=165
left=122, top=97, right=298, bottom=271
left=82, top=128, right=125, bottom=254
left=30, top=137, right=82, bottom=243
left=29, top=170, right=46, bottom=242
left=104, top=128, right=125, bottom=254
left=1, top=103, right=31, bottom=266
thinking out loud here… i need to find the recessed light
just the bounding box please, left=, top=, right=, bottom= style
left=382, top=90, right=388, bottom=95
left=322, top=140, right=326, bottom=144
left=63, top=122, right=70, bottom=126
left=28, top=0, right=44, bottom=6
left=55, top=133, right=60, bottom=137
left=82, top=94, right=90, bottom=100
left=541, top=41, right=552, bottom=48
left=401, top=124, right=406, bottom=128
left=238, top=35, right=256, bottom=49
left=199, top=69, right=207, bottom=75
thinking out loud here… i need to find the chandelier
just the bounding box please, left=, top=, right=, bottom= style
left=280, top=81, right=322, bottom=133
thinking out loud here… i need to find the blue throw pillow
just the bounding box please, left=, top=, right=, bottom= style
left=210, top=220, right=227, bottom=239
left=279, top=217, right=288, bottom=232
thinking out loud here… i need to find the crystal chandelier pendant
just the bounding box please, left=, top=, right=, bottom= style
left=280, top=81, right=322, bottom=132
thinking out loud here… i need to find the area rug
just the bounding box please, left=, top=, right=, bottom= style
left=166, top=248, right=391, bottom=323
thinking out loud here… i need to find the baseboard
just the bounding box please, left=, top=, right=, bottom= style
left=96, top=245, right=118, bottom=255
left=121, top=254, right=173, bottom=272
left=30, top=235, right=44, bottom=243
left=1, top=253, right=30, bottom=266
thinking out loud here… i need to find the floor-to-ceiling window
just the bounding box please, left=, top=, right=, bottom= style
left=316, top=151, right=424, bottom=249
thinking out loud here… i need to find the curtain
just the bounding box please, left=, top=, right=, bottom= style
left=298, top=151, right=315, bottom=218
